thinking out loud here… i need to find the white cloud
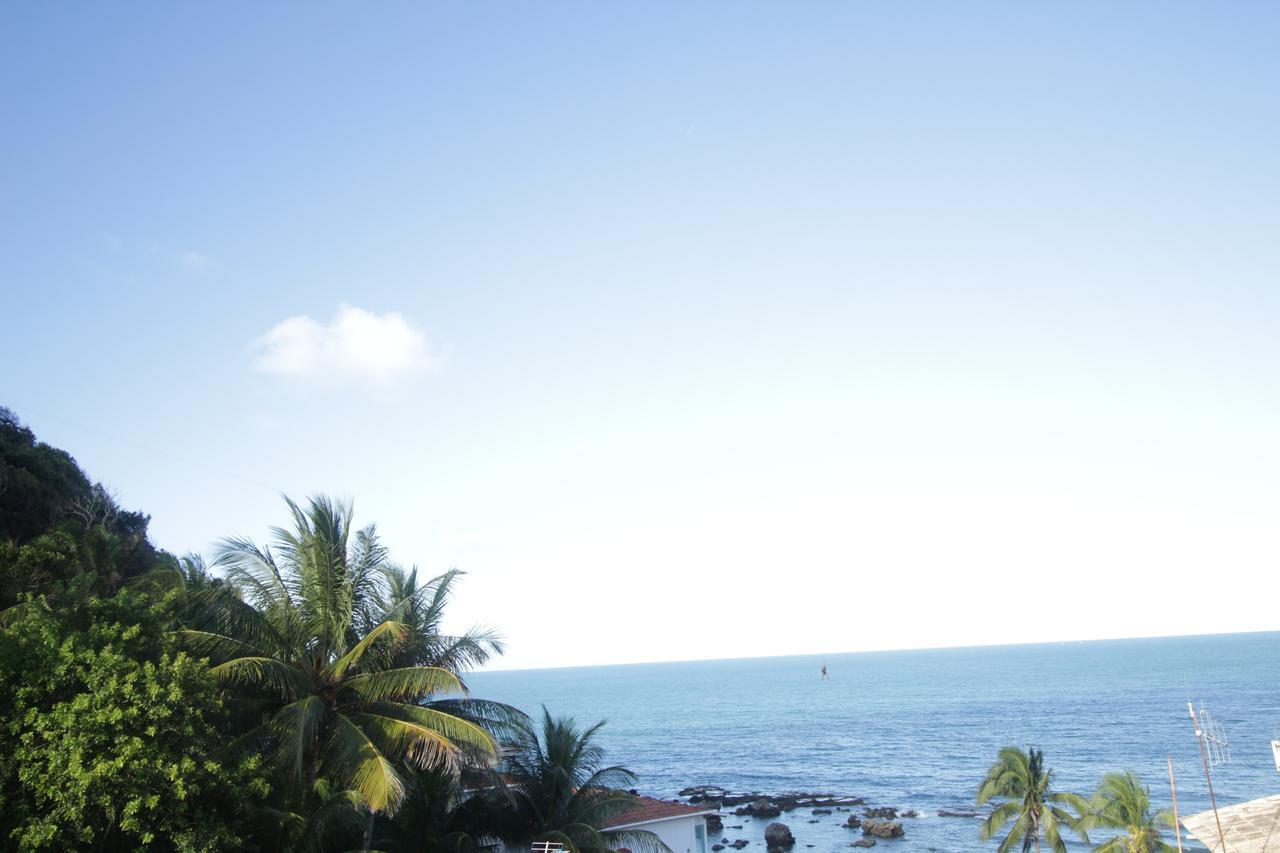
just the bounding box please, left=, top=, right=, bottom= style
left=249, top=304, right=440, bottom=387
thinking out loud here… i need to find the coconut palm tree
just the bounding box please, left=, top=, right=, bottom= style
left=1085, top=772, right=1178, bottom=852
left=978, top=746, right=1090, bottom=853
left=181, top=496, right=498, bottom=830
left=483, top=707, right=664, bottom=853
left=378, top=564, right=503, bottom=675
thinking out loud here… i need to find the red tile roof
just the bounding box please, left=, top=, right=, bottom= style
left=602, top=796, right=716, bottom=829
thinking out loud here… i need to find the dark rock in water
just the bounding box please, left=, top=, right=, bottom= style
left=777, top=798, right=798, bottom=812
left=900, top=810, right=919, bottom=818
left=938, top=810, right=978, bottom=818
left=763, top=823, right=795, bottom=850
left=812, top=808, right=832, bottom=816
left=712, top=846, right=724, bottom=851
left=862, top=807, right=897, bottom=819
left=806, top=819, right=818, bottom=824
left=731, top=841, right=749, bottom=850
left=750, top=800, right=782, bottom=819
left=850, top=840, right=877, bottom=849
left=729, top=825, right=743, bottom=830
left=706, top=815, right=724, bottom=834
left=844, top=816, right=862, bottom=829
left=628, top=789, right=638, bottom=796
left=860, top=819, right=904, bottom=839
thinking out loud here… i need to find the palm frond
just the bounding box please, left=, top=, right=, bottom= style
left=603, top=828, right=672, bottom=853
left=345, top=665, right=463, bottom=703
left=178, top=628, right=268, bottom=663
left=211, top=655, right=311, bottom=700
left=216, top=535, right=296, bottom=612
left=326, top=619, right=410, bottom=679
left=328, top=713, right=406, bottom=813
left=370, top=702, right=497, bottom=760
left=348, top=711, right=465, bottom=775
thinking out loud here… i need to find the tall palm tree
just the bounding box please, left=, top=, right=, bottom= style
left=181, top=496, right=498, bottom=823
left=1085, top=772, right=1178, bottom=853
left=485, top=707, right=664, bottom=853
left=978, top=746, right=1089, bottom=853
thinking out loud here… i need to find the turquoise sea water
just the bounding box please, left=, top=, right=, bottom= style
left=469, top=633, right=1280, bottom=851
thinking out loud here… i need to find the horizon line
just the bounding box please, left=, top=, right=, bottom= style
left=475, top=627, right=1280, bottom=675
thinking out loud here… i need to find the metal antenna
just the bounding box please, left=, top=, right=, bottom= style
left=1189, top=702, right=1227, bottom=852
left=1197, top=703, right=1232, bottom=769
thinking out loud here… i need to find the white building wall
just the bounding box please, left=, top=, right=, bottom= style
left=619, top=815, right=707, bottom=853
left=498, top=814, right=708, bottom=853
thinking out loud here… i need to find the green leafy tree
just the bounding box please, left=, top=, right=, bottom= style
left=0, top=407, right=91, bottom=543
left=0, top=590, right=270, bottom=851
left=482, top=708, right=662, bottom=853
left=978, top=746, right=1089, bottom=853
left=0, top=409, right=166, bottom=607
left=182, top=496, right=498, bottom=836
left=1085, top=772, right=1178, bottom=852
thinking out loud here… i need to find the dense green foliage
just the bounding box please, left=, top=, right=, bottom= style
left=0, top=590, right=270, bottom=851
left=978, top=746, right=1090, bottom=853
left=1084, top=772, right=1177, bottom=853
left=0, top=407, right=90, bottom=544
left=0, top=408, right=164, bottom=607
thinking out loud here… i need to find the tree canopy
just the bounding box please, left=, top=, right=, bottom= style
left=0, top=590, right=270, bottom=851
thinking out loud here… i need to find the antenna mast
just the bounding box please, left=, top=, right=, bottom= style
left=1189, top=702, right=1229, bottom=852
left=1167, top=755, right=1183, bottom=853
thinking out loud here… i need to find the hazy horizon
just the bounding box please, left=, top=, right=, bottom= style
left=474, top=628, right=1280, bottom=673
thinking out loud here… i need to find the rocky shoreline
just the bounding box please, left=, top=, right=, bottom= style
left=667, top=785, right=981, bottom=850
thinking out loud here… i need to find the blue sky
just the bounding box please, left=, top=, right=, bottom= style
left=3, top=3, right=1279, bottom=669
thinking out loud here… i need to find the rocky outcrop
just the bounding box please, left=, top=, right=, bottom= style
left=705, top=815, right=724, bottom=834
left=763, top=823, right=795, bottom=851
left=860, top=819, right=904, bottom=839
left=738, top=800, right=780, bottom=818
left=683, top=788, right=863, bottom=810
left=811, top=808, right=832, bottom=816
left=844, top=816, right=862, bottom=829
left=938, top=810, right=978, bottom=818
left=862, top=807, right=897, bottom=819
left=850, top=840, right=876, bottom=849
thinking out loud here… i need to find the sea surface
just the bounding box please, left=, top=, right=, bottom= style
left=468, top=632, right=1280, bottom=852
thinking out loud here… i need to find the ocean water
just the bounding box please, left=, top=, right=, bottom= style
left=468, top=632, right=1280, bottom=852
